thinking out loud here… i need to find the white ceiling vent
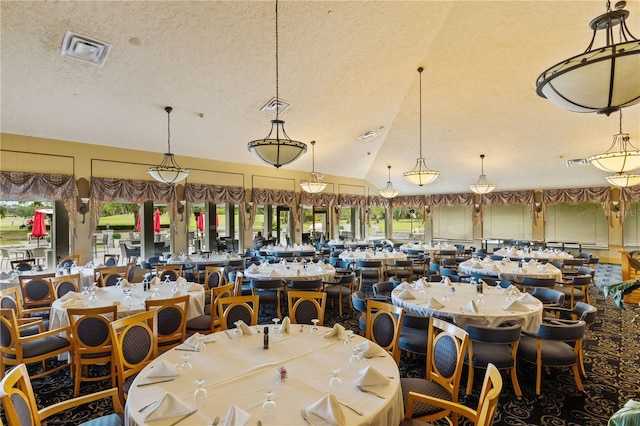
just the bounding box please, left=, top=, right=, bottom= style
left=260, top=97, right=291, bottom=115
left=359, top=130, right=381, bottom=141
left=60, top=31, right=111, bottom=66
left=565, top=158, right=590, bottom=167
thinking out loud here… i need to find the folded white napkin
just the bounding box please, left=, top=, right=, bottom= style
left=465, top=300, right=480, bottom=314
left=60, top=298, right=85, bottom=308
left=223, top=405, right=251, bottom=426
left=236, top=320, right=253, bottom=335
left=356, top=341, right=382, bottom=358
left=268, top=270, right=280, bottom=277
left=247, top=264, right=258, bottom=272
left=397, top=289, right=415, bottom=300
left=188, top=283, right=202, bottom=292
left=179, top=333, right=216, bottom=350
left=112, top=301, right=125, bottom=310
left=473, top=263, right=484, bottom=269
left=281, top=316, right=291, bottom=333
left=492, top=265, right=501, bottom=271
left=306, top=394, right=346, bottom=426
left=150, top=276, right=161, bottom=285
left=503, top=300, right=530, bottom=311
left=517, top=293, right=539, bottom=305
left=425, top=297, right=445, bottom=309
left=545, top=263, right=557, bottom=271
left=441, top=276, right=452, bottom=286
left=395, top=282, right=410, bottom=290
left=176, top=277, right=188, bottom=286
left=60, top=291, right=82, bottom=301
left=144, top=392, right=192, bottom=422
left=147, top=360, right=179, bottom=378
left=324, top=323, right=346, bottom=340
left=528, top=259, right=537, bottom=266
left=506, top=284, right=520, bottom=294
left=296, top=269, right=303, bottom=276
left=354, top=366, right=391, bottom=386
left=120, top=278, right=131, bottom=287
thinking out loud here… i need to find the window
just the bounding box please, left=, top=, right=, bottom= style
left=368, top=206, right=386, bottom=239
left=483, top=205, right=533, bottom=240
left=391, top=206, right=423, bottom=240
left=545, top=202, right=608, bottom=247
left=432, top=205, right=473, bottom=241
left=623, top=202, right=640, bottom=247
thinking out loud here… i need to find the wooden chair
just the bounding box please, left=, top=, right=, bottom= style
left=386, top=260, right=415, bottom=282
left=557, top=275, right=591, bottom=308
left=401, top=364, right=502, bottom=426
left=0, top=287, right=46, bottom=335
left=57, top=255, right=80, bottom=267
left=517, top=320, right=586, bottom=395
left=11, top=258, right=36, bottom=271
left=101, top=272, right=125, bottom=287
left=67, top=305, right=118, bottom=396
left=52, top=273, right=81, bottom=298
left=109, top=310, right=158, bottom=404
left=19, top=278, right=54, bottom=317
left=0, top=363, right=123, bottom=426
left=217, top=295, right=259, bottom=330
left=365, top=300, right=404, bottom=364
left=357, top=260, right=384, bottom=284
left=465, top=323, right=522, bottom=397
left=187, top=283, right=234, bottom=334
left=250, top=278, right=285, bottom=319
left=0, top=308, right=72, bottom=379
left=287, top=291, right=327, bottom=326
left=145, top=295, right=189, bottom=353
left=400, top=317, right=469, bottom=425
left=156, top=264, right=183, bottom=281
left=204, top=266, right=225, bottom=287
left=126, top=263, right=148, bottom=283
left=95, top=266, right=121, bottom=287
left=323, top=272, right=356, bottom=316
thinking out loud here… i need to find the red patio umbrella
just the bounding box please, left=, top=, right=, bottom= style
left=197, top=213, right=205, bottom=232
left=153, top=209, right=161, bottom=233
left=135, top=213, right=141, bottom=232
left=31, top=210, right=46, bottom=246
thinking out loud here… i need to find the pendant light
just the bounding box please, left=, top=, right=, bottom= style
left=147, top=106, right=190, bottom=185
left=379, top=165, right=400, bottom=199
left=588, top=109, right=640, bottom=173
left=248, top=0, right=307, bottom=168
left=536, top=0, right=639, bottom=116
left=300, top=141, right=327, bottom=193
left=403, top=67, right=439, bottom=186
left=469, top=154, right=496, bottom=194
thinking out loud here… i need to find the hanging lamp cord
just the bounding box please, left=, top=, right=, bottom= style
left=166, top=107, right=172, bottom=154
left=275, top=0, right=280, bottom=121
left=418, top=67, right=423, bottom=158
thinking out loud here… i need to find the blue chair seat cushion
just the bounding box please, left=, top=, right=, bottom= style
left=518, top=335, right=577, bottom=366
left=16, top=336, right=70, bottom=358
left=186, top=315, right=211, bottom=330
left=466, top=341, right=514, bottom=369
left=399, top=328, right=428, bottom=355
left=79, top=413, right=124, bottom=426
left=401, top=378, right=452, bottom=418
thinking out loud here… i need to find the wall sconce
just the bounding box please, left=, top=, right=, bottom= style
left=78, top=198, right=89, bottom=224
left=535, top=202, right=542, bottom=217
left=425, top=206, right=431, bottom=216
left=474, top=204, right=481, bottom=215
left=245, top=202, right=253, bottom=214
left=178, top=200, right=186, bottom=221
left=612, top=201, right=620, bottom=217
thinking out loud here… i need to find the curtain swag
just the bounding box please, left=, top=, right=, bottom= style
left=299, top=191, right=336, bottom=207
left=430, top=193, right=474, bottom=206
left=185, top=183, right=245, bottom=205
left=390, top=195, right=426, bottom=208
left=481, top=190, right=534, bottom=206
left=1, top=171, right=78, bottom=235
left=337, top=194, right=367, bottom=207
left=367, top=195, right=391, bottom=208
left=89, top=178, right=177, bottom=232
left=542, top=187, right=611, bottom=218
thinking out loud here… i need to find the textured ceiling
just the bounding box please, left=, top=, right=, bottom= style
left=1, top=1, right=639, bottom=195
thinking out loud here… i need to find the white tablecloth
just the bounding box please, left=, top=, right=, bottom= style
left=166, top=254, right=243, bottom=266
left=392, top=282, right=543, bottom=333
left=458, top=259, right=562, bottom=283
left=399, top=243, right=456, bottom=254
left=49, top=282, right=205, bottom=330
left=243, top=263, right=335, bottom=282
left=339, top=250, right=407, bottom=266
left=125, top=325, right=403, bottom=426
left=493, top=248, right=574, bottom=262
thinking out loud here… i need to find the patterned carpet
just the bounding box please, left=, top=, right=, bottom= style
left=2, top=264, right=638, bottom=425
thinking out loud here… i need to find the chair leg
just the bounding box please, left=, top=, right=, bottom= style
left=465, top=365, right=475, bottom=395
left=572, top=364, right=584, bottom=391
left=510, top=367, right=522, bottom=397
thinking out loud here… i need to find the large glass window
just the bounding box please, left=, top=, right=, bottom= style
left=482, top=204, right=533, bottom=240
left=368, top=206, right=386, bottom=239
left=432, top=205, right=473, bottom=241
left=624, top=202, right=640, bottom=247
left=338, top=207, right=363, bottom=241
left=545, top=202, right=608, bottom=247
left=0, top=200, right=54, bottom=259
left=391, top=206, right=423, bottom=240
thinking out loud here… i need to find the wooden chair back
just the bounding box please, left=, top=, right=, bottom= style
left=145, top=295, right=189, bottom=353
left=366, top=300, right=404, bottom=363
left=217, top=295, right=259, bottom=330
left=288, top=291, right=327, bottom=326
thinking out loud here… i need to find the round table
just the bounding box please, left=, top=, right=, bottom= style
left=399, top=242, right=456, bottom=254
left=492, top=248, right=574, bottom=262
left=339, top=250, right=407, bottom=266
left=49, top=282, right=205, bottom=331
left=166, top=254, right=243, bottom=267
left=243, top=262, right=336, bottom=282
left=125, top=325, right=403, bottom=426
left=457, top=259, right=562, bottom=283
left=392, top=282, right=543, bottom=333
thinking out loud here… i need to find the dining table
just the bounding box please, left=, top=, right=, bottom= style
left=49, top=280, right=206, bottom=331
left=243, top=261, right=336, bottom=282
left=124, top=324, right=404, bottom=426
left=492, top=247, right=574, bottom=262
left=339, top=249, right=407, bottom=266
left=165, top=253, right=244, bottom=267
left=457, top=258, right=563, bottom=283
left=399, top=242, right=456, bottom=255
left=391, top=280, right=544, bottom=333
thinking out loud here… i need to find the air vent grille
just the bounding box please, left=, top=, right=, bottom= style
left=260, top=97, right=291, bottom=115
left=565, top=158, right=590, bottom=167
left=60, top=31, right=111, bottom=66
left=359, top=130, right=381, bottom=141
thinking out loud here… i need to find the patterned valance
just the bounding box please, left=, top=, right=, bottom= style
left=299, top=191, right=337, bottom=207
left=542, top=187, right=610, bottom=204
left=430, top=193, right=474, bottom=206
left=367, top=196, right=391, bottom=208
left=337, top=194, right=367, bottom=207
left=620, top=186, right=640, bottom=203
left=390, top=195, right=426, bottom=208
left=251, top=188, right=300, bottom=228
left=1, top=171, right=78, bottom=234
left=185, top=183, right=245, bottom=204
left=482, top=190, right=534, bottom=206
left=89, top=178, right=177, bottom=231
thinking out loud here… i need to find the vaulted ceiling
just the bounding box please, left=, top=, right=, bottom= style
left=1, top=1, right=638, bottom=194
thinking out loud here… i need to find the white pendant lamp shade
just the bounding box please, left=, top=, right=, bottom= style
left=469, top=154, right=496, bottom=194
left=606, top=172, right=640, bottom=187
left=588, top=110, right=640, bottom=173
left=147, top=106, right=190, bottom=185
left=379, top=165, right=400, bottom=198
left=535, top=1, right=640, bottom=116
left=300, top=140, right=327, bottom=193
